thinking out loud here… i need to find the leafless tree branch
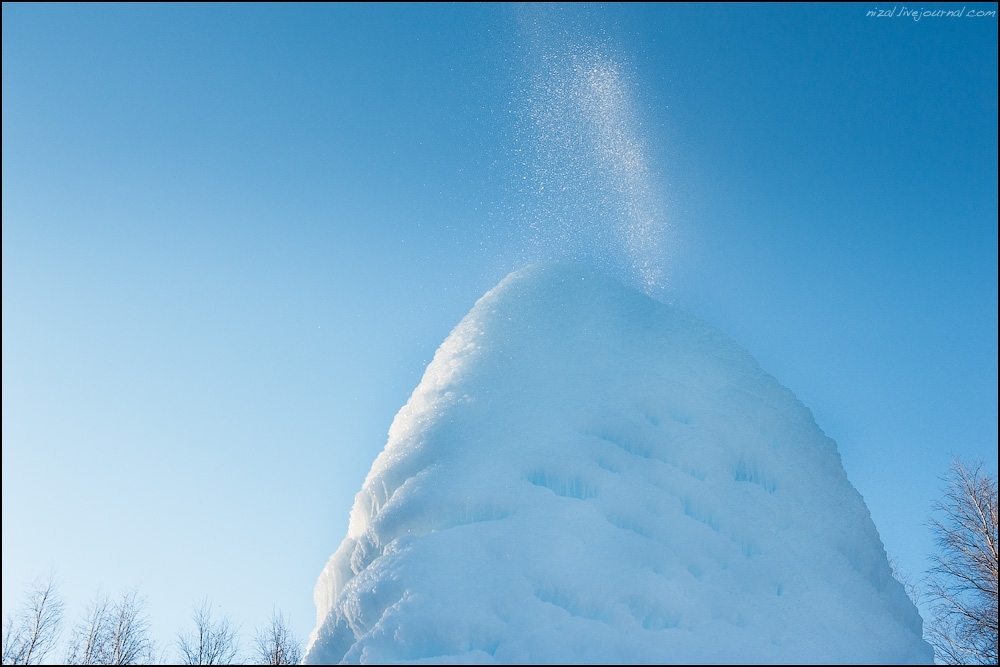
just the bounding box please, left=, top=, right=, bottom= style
left=251, top=610, right=302, bottom=666
left=1, top=573, right=63, bottom=665
left=926, top=457, right=998, bottom=665
left=65, top=588, right=156, bottom=665
left=176, top=599, right=241, bottom=665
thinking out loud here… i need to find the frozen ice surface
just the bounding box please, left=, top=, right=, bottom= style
left=306, top=263, right=933, bottom=664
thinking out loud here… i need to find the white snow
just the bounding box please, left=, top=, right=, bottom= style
left=306, top=262, right=933, bottom=664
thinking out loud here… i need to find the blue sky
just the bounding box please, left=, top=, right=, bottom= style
left=3, top=3, right=996, bottom=655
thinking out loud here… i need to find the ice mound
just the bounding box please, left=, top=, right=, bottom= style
left=305, top=263, right=932, bottom=664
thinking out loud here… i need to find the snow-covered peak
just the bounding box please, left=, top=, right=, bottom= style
left=307, top=263, right=932, bottom=664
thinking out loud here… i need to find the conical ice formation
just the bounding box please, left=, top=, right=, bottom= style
left=306, top=263, right=932, bottom=664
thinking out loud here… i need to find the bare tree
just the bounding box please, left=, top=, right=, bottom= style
left=926, top=457, right=998, bottom=665
left=1, top=573, right=63, bottom=665
left=888, top=554, right=923, bottom=608
left=65, top=592, right=110, bottom=666
left=177, top=600, right=241, bottom=665
left=65, top=588, right=156, bottom=665
left=251, top=610, right=302, bottom=666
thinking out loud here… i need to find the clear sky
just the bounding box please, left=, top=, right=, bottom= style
left=3, top=3, right=997, bottom=657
